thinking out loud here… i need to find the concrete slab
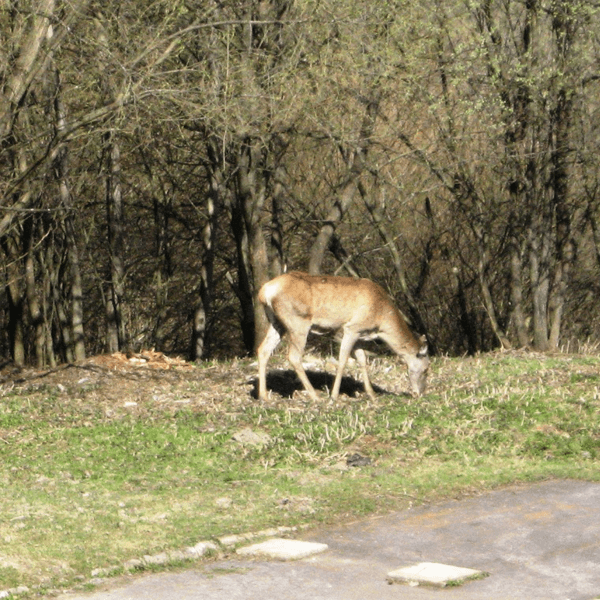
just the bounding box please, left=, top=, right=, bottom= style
left=387, top=562, right=484, bottom=587
left=236, top=538, right=328, bottom=561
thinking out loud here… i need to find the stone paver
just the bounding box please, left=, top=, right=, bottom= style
left=387, top=562, right=485, bottom=587
left=236, top=538, right=329, bottom=561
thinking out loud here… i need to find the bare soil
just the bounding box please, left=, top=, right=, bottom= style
left=0, top=352, right=254, bottom=417
left=0, top=350, right=401, bottom=418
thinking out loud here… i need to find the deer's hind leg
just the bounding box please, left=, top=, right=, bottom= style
left=286, top=319, right=320, bottom=401
left=257, top=323, right=282, bottom=401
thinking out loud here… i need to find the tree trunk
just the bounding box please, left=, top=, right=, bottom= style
left=49, top=249, right=74, bottom=363
left=0, top=0, right=56, bottom=141
left=269, top=166, right=286, bottom=277
left=453, top=268, right=477, bottom=355
left=40, top=243, right=58, bottom=367
left=235, top=139, right=270, bottom=352
left=509, top=232, right=529, bottom=347
left=548, top=90, right=575, bottom=350
left=548, top=2, right=577, bottom=349
left=308, top=178, right=358, bottom=275
left=105, top=131, right=126, bottom=353
left=54, top=71, right=85, bottom=361
left=2, top=235, right=25, bottom=365
left=67, top=221, right=86, bottom=361
left=229, top=201, right=255, bottom=353
left=151, top=193, right=171, bottom=351
left=23, top=218, right=45, bottom=367
left=589, top=209, right=600, bottom=273
left=192, top=139, right=222, bottom=360
left=529, top=222, right=551, bottom=351
left=474, top=222, right=512, bottom=349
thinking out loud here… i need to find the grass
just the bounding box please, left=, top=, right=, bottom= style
left=1, top=349, right=599, bottom=595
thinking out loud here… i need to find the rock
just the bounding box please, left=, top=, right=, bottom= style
left=5, top=587, right=29, bottom=597
left=215, top=497, right=232, bottom=509
left=143, top=552, right=169, bottom=566
left=167, top=550, right=189, bottom=562
left=186, top=541, right=218, bottom=557
left=123, top=558, right=144, bottom=571
left=387, top=562, right=485, bottom=587
left=346, top=453, right=371, bottom=467
left=231, top=428, right=272, bottom=447
left=218, top=533, right=252, bottom=547
left=236, top=539, right=328, bottom=561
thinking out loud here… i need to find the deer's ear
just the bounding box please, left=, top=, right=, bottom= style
left=417, top=334, right=428, bottom=357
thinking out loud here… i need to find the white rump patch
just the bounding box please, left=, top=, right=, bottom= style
left=261, top=279, right=284, bottom=309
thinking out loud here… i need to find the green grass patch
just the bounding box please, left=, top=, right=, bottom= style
left=1, top=351, right=599, bottom=594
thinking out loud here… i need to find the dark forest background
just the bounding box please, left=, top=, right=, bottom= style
left=2, top=0, right=600, bottom=367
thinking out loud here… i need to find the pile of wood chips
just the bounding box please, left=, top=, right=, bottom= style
left=86, top=350, right=191, bottom=371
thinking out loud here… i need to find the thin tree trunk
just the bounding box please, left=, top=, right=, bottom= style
left=529, top=238, right=550, bottom=351
left=308, top=178, right=358, bottom=275
left=509, top=235, right=529, bottom=347
left=50, top=251, right=74, bottom=363
left=507, top=201, right=530, bottom=347
left=67, top=221, right=86, bottom=361
left=230, top=200, right=255, bottom=353
left=2, top=235, right=25, bottom=365
left=23, top=218, right=45, bottom=367
left=105, top=131, right=126, bottom=353
left=236, top=139, right=270, bottom=352
left=9, top=136, right=36, bottom=366
left=527, top=169, right=553, bottom=353
left=194, top=194, right=217, bottom=359
left=329, top=234, right=361, bottom=277
left=453, top=267, right=477, bottom=355
left=152, top=193, right=171, bottom=351
left=0, top=0, right=56, bottom=141
left=548, top=89, right=575, bottom=350
left=474, top=223, right=512, bottom=349
left=54, top=71, right=85, bottom=361
left=40, top=243, right=57, bottom=367
left=589, top=209, right=600, bottom=272
left=192, top=140, right=222, bottom=360
left=269, top=166, right=286, bottom=277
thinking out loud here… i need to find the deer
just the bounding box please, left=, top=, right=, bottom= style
left=256, top=271, right=429, bottom=402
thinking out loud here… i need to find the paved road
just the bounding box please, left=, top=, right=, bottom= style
left=66, top=479, right=600, bottom=600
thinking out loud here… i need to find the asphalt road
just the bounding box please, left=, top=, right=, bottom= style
left=65, top=479, right=600, bottom=600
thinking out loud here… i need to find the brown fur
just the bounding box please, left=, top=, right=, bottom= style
left=257, top=272, right=429, bottom=401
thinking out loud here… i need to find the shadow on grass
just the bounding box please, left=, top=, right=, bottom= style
left=251, top=368, right=400, bottom=400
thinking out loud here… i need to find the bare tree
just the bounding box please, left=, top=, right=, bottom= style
left=387, top=0, right=593, bottom=351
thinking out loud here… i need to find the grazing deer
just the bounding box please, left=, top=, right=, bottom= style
left=257, top=271, right=429, bottom=401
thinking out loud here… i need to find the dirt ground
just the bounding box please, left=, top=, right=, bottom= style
left=0, top=351, right=258, bottom=416
left=0, top=350, right=386, bottom=418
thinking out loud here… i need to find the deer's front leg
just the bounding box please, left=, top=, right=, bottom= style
left=331, top=330, right=359, bottom=400
left=353, top=348, right=375, bottom=399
